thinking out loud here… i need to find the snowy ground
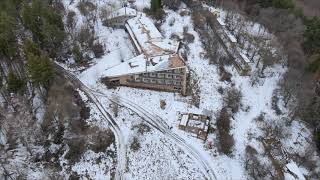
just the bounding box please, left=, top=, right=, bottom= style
left=110, top=99, right=206, bottom=179
left=78, top=88, right=207, bottom=179
left=62, top=0, right=319, bottom=179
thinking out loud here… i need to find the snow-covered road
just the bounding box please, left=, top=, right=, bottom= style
left=56, top=64, right=217, bottom=180
left=55, top=64, right=126, bottom=180
left=104, top=93, right=219, bottom=180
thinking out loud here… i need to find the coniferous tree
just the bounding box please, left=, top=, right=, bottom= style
left=7, top=70, right=24, bottom=93
left=0, top=12, right=17, bottom=58
left=27, top=53, right=54, bottom=87
left=0, top=0, right=21, bottom=17
left=22, top=0, right=65, bottom=57
left=304, top=17, right=320, bottom=54
left=151, top=0, right=162, bottom=12
left=22, top=0, right=44, bottom=41
left=25, top=40, right=54, bottom=87
left=24, top=38, right=42, bottom=56
left=149, top=0, right=165, bottom=20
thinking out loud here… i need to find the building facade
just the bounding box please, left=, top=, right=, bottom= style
left=103, top=66, right=188, bottom=95
left=103, top=9, right=189, bottom=95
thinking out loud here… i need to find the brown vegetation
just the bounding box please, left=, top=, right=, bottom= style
left=216, top=107, right=234, bottom=155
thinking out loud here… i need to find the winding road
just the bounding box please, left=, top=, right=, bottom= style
left=56, top=64, right=126, bottom=180
left=94, top=92, right=218, bottom=180
left=55, top=64, right=218, bottom=180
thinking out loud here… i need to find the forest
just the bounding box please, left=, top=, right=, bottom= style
left=0, top=0, right=319, bottom=179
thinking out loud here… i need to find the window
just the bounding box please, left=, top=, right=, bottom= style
left=111, top=80, right=120, bottom=85
left=150, top=79, right=156, bottom=84
left=150, top=73, right=156, bottom=77
left=135, top=78, right=141, bottom=82
left=158, top=79, right=165, bottom=84
left=174, top=75, right=181, bottom=79
left=134, top=75, right=141, bottom=82
left=165, top=80, right=173, bottom=85
left=174, top=69, right=181, bottom=73
left=142, top=78, right=150, bottom=83
left=166, top=74, right=173, bottom=79
left=174, top=81, right=181, bottom=85
left=157, top=73, right=165, bottom=78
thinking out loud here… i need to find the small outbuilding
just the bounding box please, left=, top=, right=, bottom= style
left=178, top=113, right=210, bottom=140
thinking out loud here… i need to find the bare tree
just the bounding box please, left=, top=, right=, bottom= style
left=244, top=145, right=272, bottom=180
left=162, top=0, right=181, bottom=10
left=66, top=10, right=77, bottom=37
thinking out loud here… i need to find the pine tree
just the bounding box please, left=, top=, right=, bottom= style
left=25, top=39, right=54, bottom=87
left=151, top=0, right=162, bottom=12
left=72, top=44, right=83, bottom=63
left=0, top=0, right=22, bottom=17
left=7, top=70, right=24, bottom=93
left=24, top=38, right=41, bottom=56
left=22, top=0, right=44, bottom=42
left=27, top=53, right=54, bottom=87
left=0, top=12, right=17, bottom=58
left=304, top=17, right=320, bottom=54
left=41, top=20, right=66, bottom=57
left=22, top=0, right=65, bottom=57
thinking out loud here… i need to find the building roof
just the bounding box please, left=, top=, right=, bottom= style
left=104, top=13, right=185, bottom=78
left=180, top=114, right=189, bottom=126
left=179, top=113, right=210, bottom=132
left=126, top=14, right=180, bottom=56
left=107, top=7, right=137, bottom=20
left=188, top=119, right=206, bottom=129
left=104, top=54, right=185, bottom=77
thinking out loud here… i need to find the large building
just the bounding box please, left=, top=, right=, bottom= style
left=103, top=8, right=189, bottom=95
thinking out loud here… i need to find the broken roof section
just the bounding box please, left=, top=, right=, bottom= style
left=126, top=14, right=180, bottom=56
left=104, top=54, right=185, bottom=77
left=107, top=7, right=137, bottom=20
left=104, top=12, right=186, bottom=78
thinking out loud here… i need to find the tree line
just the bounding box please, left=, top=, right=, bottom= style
left=0, top=0, right=66, bottom=97
left=180, top=0, right=320, bottom=151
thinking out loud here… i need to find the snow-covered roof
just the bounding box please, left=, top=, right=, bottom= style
left=104, top=13, right=185, bottom=78
left=217, top=17, right=225, bottom=26
left=179, top=113, right=210, bottom=132
left=285, top=161, right=306, bottom=180
left=224, top=29, right=237, bottom=43
left=188, top=119, right=205, bottom=129
left=104, top=54, right=185, bottom=77
left=126, top=14, right=180, bottom=56
left=240, top=52, right=251, bottom=63
left=107, top=7, right=137, bottom=20
left=180, top=114, right=189, bottom=126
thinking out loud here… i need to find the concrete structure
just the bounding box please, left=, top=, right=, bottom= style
left=178, top=113, right=210, bottom=140
left=211, top=12, right=251, bottom=76
left=103, top=12, right=189, bottom=95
